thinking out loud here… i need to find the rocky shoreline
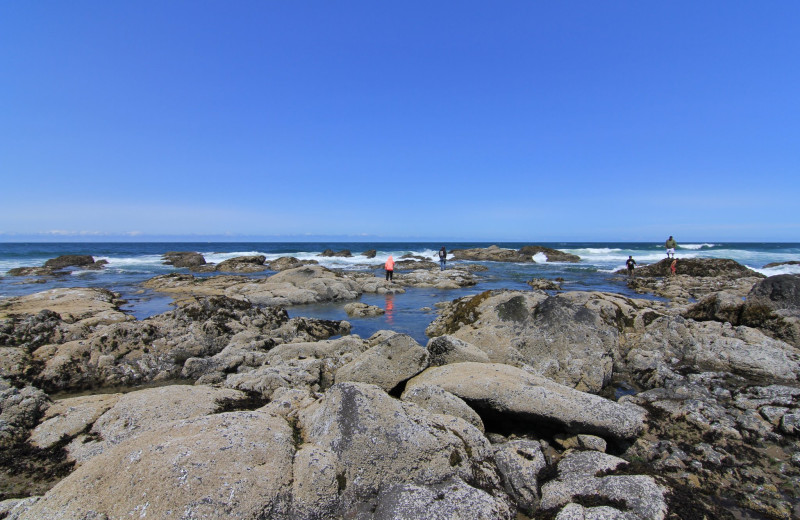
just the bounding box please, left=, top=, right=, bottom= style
left=1, top=250, right=799, bottom=519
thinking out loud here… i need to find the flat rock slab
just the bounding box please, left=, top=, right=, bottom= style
left=0, top=288, right=128, bottom=323
left=406, top=363, right=646, bottom=441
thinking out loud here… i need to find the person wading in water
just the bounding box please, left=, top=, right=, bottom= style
left=626, top=255, right=637, bottom=277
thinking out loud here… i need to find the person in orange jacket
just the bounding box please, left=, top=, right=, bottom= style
left=385, top=255, right=395, bottom=281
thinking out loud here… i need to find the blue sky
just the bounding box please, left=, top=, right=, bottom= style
left=1, top=1, right=798, bottom=242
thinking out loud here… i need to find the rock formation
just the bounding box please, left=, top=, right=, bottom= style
left=161, top=251, right=206, bottom=267
left=451, top=245, right=580, bottom=263
left=1, top=259, right=799, bottom=518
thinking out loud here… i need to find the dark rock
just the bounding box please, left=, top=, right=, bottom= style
left=629, top=258, right=763, bottom=279
left=684, top=292, right=745, bottom=325
left=450, top=246, right=524, bottom=263
left=518, top=246, right=580, bottom=263
left=43, top=256, right=96, bottom=270
left=319, top=249, right=352, bottom=258
left=393, top=260, right=438, bottom=270
left=162, top=251, right=206, bottom=268
left=763, top=260, right=800, bottom=268
left=267, top=257, right=318, bottom=271
left=214, top=255, right=267, bottom=273
left=5, top=267, right=55, bottom=277
left=739, top=275, right=800, bottom=347
left=450, top=245, right=579, bottom=263
left=745, top=274, right=800, bottom=313
left=361, top=250, right=377, bottom=259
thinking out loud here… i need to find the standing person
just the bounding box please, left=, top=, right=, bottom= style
left=665, top=236, right=677, bottom=258
left=438, top=246, right=447, bottom=271
left=626, top=255, right=636, bottom=277
left=670, top=258, right=677, bottom=276
left=385, top=255, right=395, bottom=282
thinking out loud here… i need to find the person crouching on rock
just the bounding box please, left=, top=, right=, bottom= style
left=626, top=255, right=636, bottom=277
left=438, top=246, right=447, bottom=271
left=385, top=255, right=395, bottom=281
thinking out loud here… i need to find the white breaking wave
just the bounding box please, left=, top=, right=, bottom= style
left=532, top=252, right=548, bottom=263
left=680, top=243, right=718, bottom=250
left=753, top=264, right=800, bottom=276
left=202, top=251, right=267, bottom=264
left=96, top=255, right=164, bottom=267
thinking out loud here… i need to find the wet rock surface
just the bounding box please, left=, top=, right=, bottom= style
left=1, top=260, right=799, bottom=518
left=6, top=256, right=107, bottom=277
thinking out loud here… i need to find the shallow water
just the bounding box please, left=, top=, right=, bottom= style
left=2, top=241, right=797, bottom=344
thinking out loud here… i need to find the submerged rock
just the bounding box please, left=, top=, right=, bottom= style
left=343, top=302, right=385, bottom=317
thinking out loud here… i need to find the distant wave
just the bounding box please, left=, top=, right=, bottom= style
left=680, top=243, right=718, bottom=250
left=563, top=248, right=623, bottom=255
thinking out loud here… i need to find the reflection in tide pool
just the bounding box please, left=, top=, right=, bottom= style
left=384, top=293, right=395, bottom=326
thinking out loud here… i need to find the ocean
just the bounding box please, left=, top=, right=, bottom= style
left=2, top=242, right=799, bottom=344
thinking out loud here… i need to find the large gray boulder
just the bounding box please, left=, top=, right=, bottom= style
left=335, top=333, right=429, bottom=392
left=427, top=291, right=627, bottom=393
left=230, top=265, right=362, bottom=305
left=627, top=317, right=800, bottom=386
left=426, top=335, right=491, bottom=366
left=406, top=363, right=647, bottom=441
left=19, top=410, right=296, bottom=520
left=297, top=382, right=513, bottom=519
left=64, top=385, right=252, bottom=465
